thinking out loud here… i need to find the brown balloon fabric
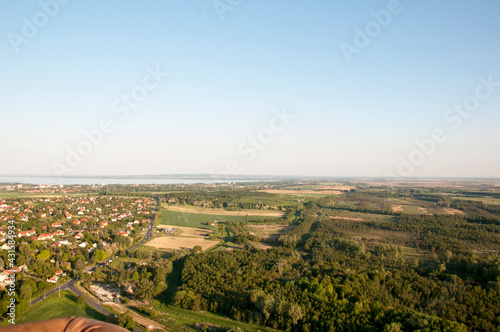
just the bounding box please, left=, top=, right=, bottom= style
left=0, top=316, right=128, bottom=332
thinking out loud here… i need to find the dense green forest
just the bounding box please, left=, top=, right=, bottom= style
left=168, top=185, right=500, bottom=331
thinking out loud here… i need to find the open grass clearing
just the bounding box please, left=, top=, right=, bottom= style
left=247, top=223, right=295, bottom=241
left=16, top=291, right=107, bottom=324
left=351, top=228, right=412, bottom=248
left=442, top=207, right=465, bottom=215
left=207, top=241, right=242, bottom=252
left=108, top=256, right=144, bottom=269
left=399, top=205, right=423, bottom=214
left=389, top=198, right=446, bottom=215
left=153, top=304, right=280, bottom=332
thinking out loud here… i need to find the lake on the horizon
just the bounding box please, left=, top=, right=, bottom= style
left=0, top=176, right=265, bottom=186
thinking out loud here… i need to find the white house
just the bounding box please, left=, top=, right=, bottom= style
left=47, top=276, right=59, bottom=283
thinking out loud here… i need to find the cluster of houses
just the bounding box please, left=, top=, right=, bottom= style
left=0, top=195, right=155, bottom=289
left=0, top=183, right=87, bottom=195
left=47, top=269, right=64, bottom=284
left=0, top=265, right=28, bottom=287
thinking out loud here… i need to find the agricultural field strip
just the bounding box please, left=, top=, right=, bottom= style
left=450, top=196, right=500, bottom=205
left=165, top=205, right=285, bottom=217
left=161, top=209, right=282, bottom=230
left=258, top=189, right=343, bottom=196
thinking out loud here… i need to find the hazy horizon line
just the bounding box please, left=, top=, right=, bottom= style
left=1, top=174, right=499, bottom=180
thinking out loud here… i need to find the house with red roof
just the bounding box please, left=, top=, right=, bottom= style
left=52, top=239, right=71, bottom=247
left=18, top=230, right=36, bottom=237
left=38, top=233, right=53, bottom=241
left=47, top=276, right=59, bottom=283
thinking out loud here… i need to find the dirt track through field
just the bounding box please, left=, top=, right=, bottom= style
left=108, top=303, right=165, bottom=331
left=330, top=216, right=364, bottom=222
left=392, top=205, right=403, bottom=213
left=442, top=208, right=465, bottom=215
left=247, top=224, right=295, bottom=240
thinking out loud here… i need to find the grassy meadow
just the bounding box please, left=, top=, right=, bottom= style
left=16, top=291, right=107, bottom=324
left=161, top=209, right=277, bottom=229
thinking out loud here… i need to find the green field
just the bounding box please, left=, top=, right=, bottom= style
left=161, top=210, right=277, bottom=229
left=16, top=291, right=107, bottom=324
left=108, top=256, right=144, bottom=270
left=451, top=196, right=500, bottom=205
left=154, top=304, right=280, bottom=332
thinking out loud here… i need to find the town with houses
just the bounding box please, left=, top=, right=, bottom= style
left=0, top=189, right=156, bottom=318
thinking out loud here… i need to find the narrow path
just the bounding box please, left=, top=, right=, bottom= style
left=107, top=303, right=165, bottom=331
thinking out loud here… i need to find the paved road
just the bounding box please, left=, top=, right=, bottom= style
left=66, top=279, right=113, bottom=316
left=30, top=278, right=72, bottom=306
left=30, top=277, right=112, bottom=315
left=128, top=194, right=158, bottom=252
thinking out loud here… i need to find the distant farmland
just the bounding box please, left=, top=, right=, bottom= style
left=161, top=209, right=278, bottom=229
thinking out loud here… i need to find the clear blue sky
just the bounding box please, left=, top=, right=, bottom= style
left=1, top=0, right=499, bottom=177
